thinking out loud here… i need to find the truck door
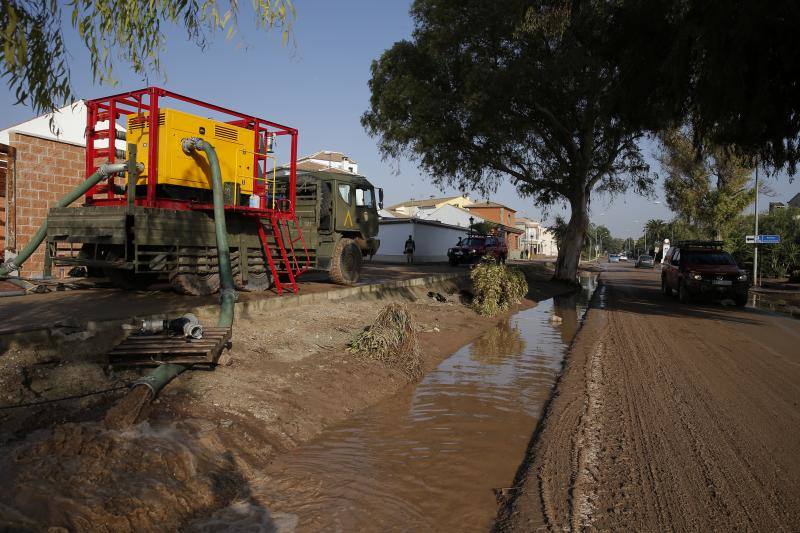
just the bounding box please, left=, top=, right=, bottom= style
left=334, top=182, right=355, bottom=233
left=354, top=186, right=378, bottom=237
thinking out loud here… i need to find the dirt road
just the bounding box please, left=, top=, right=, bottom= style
left=497, top=262, right=800, bottom=532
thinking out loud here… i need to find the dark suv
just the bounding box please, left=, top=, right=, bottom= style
left=448, top=235, right=508, bottom=265
left=661, top=241, right=749, bottom=306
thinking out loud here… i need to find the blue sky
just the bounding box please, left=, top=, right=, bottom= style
left=0, top=0, right=795, bottom=238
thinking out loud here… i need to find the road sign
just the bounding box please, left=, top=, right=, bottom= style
left=746, top=234, right=780, bottom=244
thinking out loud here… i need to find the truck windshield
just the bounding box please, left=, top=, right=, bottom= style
left=684, top=251, right=736, bottom=266
left=463, top=238, right=485, bottom=247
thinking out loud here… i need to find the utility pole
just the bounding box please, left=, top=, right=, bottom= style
left=753, top=161, right=760, bottom=287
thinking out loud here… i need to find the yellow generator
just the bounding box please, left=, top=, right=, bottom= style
left=127, top=108, right=256, bottom=203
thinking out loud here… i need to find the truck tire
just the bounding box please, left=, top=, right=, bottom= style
left=170, top=272, right=221, bottom=296
left=678, top=281, right=692, bottom=303
left=237, top=266, right=273, bottom=292
left=661, top=276, right=671, bottom=296
left=329, top=238, right=362, bottom=285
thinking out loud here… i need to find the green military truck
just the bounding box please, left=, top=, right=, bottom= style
left=294, top=170, right=382, bottom=284
left=46, top=169, right=382, bottom=294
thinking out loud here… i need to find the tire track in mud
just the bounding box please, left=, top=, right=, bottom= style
left=496, top=267, right=800, bottom=532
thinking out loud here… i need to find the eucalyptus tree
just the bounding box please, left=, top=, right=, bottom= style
left=363, top=0, right=651, bottom=282
left=1, top=0, right=295, bottom=113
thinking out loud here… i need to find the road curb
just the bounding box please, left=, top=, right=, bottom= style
left=0, top=272, right=469, bottom=356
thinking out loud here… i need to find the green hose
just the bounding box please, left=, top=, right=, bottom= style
left=182, top=137, right=236, bottom=328
left=0, top=163, right=130, bottom=277
left=134, top=138, right=236, bottom=398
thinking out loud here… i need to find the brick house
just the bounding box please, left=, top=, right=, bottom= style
left=1, top=101, right=124, bottom=278
left=464, top=201, right=524, bottom=251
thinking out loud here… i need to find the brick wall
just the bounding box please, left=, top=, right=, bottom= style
left=8, top=133, right=86, bottom=277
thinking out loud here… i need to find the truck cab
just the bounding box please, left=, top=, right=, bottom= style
left=290, top=170, right=382, bottom=284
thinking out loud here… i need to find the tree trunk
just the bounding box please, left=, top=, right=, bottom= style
left=553, top=191, right=589, bottom=283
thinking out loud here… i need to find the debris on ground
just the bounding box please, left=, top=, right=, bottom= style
left=470, top=260, right=528, bottom=316
left=347, top=302, right=423, bottom=380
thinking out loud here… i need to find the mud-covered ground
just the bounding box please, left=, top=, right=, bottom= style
left=495, top=263, right=800, bottom=532
left=0, top=264, right=569, bottom=531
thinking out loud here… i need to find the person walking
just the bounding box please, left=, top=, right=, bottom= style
left=404, top=235, right=416, bottom=264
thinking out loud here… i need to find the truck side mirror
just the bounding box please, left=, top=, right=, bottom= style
left=378, top=188, right=384, bottom=209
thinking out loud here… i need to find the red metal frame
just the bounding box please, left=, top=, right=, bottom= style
left=83, top=87, right=299, bottom=219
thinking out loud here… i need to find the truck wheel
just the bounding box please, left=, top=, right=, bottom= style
left=449, top=257, right=458, bottom=267
left=329, top=238, right=362, bottom=285
left=170, top=272, right=221, bottom=296
left=238, top=267, right=273, bottom=292
left=678, top=281, right=692, bottom=303
left=734, top=293, right=748, bottom=307
left=661, top=276, right=671, bottom=296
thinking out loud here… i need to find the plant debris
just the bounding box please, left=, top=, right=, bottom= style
left=347, top=303, right=422, bottom=380
left=470, top=260, right=528, bottom=316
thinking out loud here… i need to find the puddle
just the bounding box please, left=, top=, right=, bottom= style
left=214, top=274, right=597, bottom=532
left=749, top=291, right=800, bottom=319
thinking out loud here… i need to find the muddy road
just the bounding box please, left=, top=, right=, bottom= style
left=0, top=264, right=579, bottom=531
left=497, top=263, right=800, bottom=532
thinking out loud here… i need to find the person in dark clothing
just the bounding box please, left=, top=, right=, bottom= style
left=404, top=235, right=416, bottom=263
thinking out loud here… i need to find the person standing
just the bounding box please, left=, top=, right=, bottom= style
left=404, top=235, right=416, bottom=264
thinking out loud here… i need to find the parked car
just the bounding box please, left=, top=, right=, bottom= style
left=661, top=241, right=749, bottom=305
left=608, top=254, right=620, bottom=263
left=619, top=253, right=628, bottom=261
left=636, top=254, right=655, bottom=268
left=448, top=235, right=508, bottom=265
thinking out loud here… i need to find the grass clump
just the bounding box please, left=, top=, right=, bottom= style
left=347, top=302, right=423, bottom=380
left=470, top=259, right=528, bottom=316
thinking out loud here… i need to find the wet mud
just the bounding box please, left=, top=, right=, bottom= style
left=187, top=275, right=597, bottom=531
left=0, top=268, right=582, bottom=531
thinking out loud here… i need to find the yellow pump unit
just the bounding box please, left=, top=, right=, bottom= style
left=127, top=108, right=256, bottom=199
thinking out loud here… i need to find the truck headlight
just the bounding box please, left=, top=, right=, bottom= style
left=691, top=272, right=702, bottom=281
left=470, top=249, right=476, bottom=254
left=737, top=272, right=748, bottom=281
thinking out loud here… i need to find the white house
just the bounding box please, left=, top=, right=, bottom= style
left=374, top=218, right=469, bottom=263
left=295, top=150, right=358, bottom=174
left=376, top=195, right=487, bottom=263
left=515, top=217, right=559, bottom=257
left=0, top=100, right=125, bottom=150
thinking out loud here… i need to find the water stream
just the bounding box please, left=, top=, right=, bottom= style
left=196, top=275, right=597, bottom=532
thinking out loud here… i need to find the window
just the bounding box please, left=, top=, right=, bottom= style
left=355, top=187, right=374, bottom=208
left=671, top=249, right=681, bottom=266
left=338, top=184, right=351, bottom=204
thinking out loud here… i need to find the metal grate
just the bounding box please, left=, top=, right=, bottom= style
left=214, top=124, right=238, bottom=141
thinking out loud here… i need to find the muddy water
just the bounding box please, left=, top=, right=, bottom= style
left=749, top=291, right=800, bottom=318
left=217, top=276, right=597, bottom=532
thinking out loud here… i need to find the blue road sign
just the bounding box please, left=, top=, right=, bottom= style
left=756, top=235, right=781, bottom=244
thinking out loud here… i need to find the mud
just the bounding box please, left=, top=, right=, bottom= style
left=0, top=265, right=576, bottom=531
left=496, top=264, right=800, bottom=532
left=212, top=275, right=596, bottom=532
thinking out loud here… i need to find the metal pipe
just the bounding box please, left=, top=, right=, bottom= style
left=0, top=162, right=134, bottom=277
left=130, top=138, right=235, bottom=399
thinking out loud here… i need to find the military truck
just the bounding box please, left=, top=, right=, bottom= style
left=293, top=170, right=382, bottom=284
left=47, top=169, right=382, bottom=294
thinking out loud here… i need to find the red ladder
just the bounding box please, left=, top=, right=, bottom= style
left=256, top=213, right=310, bottom=294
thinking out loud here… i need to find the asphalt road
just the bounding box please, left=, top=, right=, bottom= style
left=498, top=261, right=800, bottom=532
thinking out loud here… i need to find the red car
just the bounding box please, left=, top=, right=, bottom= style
left=448, top=235, right=508, bottom=265
left=661, top=241, right=749, bottom=306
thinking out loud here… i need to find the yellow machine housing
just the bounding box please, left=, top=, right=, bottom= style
left=127, top=108, right=256, bottom=197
